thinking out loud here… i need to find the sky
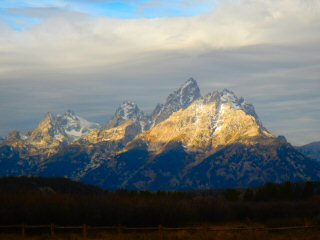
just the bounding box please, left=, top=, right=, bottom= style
left=0, top=0, right=319, bottom=145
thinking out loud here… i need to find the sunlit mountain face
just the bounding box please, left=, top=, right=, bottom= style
left=0, top=79, right=319, bottom=190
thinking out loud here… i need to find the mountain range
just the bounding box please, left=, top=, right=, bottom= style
left=0, top=78, right=319, bottom=190
left=295, top=142, right=320, bottom=162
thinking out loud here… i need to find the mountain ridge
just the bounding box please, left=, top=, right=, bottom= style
left=296, top=141, right=320, bottom=161
left=0, top=78, right=319, bottom=190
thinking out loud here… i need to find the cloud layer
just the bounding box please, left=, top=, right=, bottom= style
left=0, top=0, right=319, bottom=145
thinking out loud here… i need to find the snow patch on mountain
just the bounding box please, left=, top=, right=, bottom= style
left=17, top=110, right=100, bottom=145
left=106, top=101, right=145, bottom=130
left=213, top=104, right=227, bottom=133
left=58, top=110, right=100, bottom=141
left=148, top=77, right=201, bottom=128
left=219, top=89, right=256, bottom=117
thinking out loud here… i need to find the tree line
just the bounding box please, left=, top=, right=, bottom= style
left=0, top=177, right=319, bottom=227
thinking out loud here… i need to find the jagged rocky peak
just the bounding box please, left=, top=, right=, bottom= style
left=218, top=89, right=263, bottom=128
left=63, top=109, right=76, bottom=118
left=21, top=110, right=100, bottom=145
left=30, top=112, right=58, bottom=138
left=30, top=112, right=62, bottom=141
left=204, top=88, right=242, bottom=104
left=57, top=110, right=100, bottom=136
left=203, top=89, right=257, bottom=118
left=178, top=77, right=201, bottom=107
left=38, top=112, right=55, bottom=127
left=106, top=101, right=145, bottom=129
left=148, top=78, right=201, bottom=128
left=219, top=89, right=254, bottom=113
left=166, top=77, right=201, bottom=109
left=135, top=86, right=274, bottom=154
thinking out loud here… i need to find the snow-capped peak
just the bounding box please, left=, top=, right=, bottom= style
left=163, top=77, right=201, bottom=110
left=177, top=77, right=201, bottom=108
left=203, top=89, right=257, bottom=118
left=218, top=89, right=257, bottom=117
left=220, top=89, right=239, bottom=103
left=28, top=110, right=100, bottom=143
left=118, top=101, right=143, bottom=120
left=201, top=88, right=261, bottom=132
left=148, top=78, right=201, bottom=128
left=57, top=111, right=100, bottom=140
left=181, top=77, right=198, bottom=91
left=63, top=109, right=76, bottom=117
left=106, top=101, right=145, bottom=129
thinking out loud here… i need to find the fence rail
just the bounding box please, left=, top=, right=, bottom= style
left=0, top=223, right=318, bottom=239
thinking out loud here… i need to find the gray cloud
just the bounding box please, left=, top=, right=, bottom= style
left=0, top=0, right=319, bottom=146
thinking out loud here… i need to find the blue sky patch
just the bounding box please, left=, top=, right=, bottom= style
left=0, top=0, right=218, bottom=30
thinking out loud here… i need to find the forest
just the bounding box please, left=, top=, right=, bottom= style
left=0, top=177, right=319, bottom=227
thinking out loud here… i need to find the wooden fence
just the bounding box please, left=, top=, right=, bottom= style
left=0, top=224, right=317, bottom=239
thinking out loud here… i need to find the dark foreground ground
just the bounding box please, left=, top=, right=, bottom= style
left=0, top=177, right=319, bottom=239
left=0, top=226, right=319, bottom=240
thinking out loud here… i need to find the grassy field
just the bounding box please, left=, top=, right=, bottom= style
left=0, top=224, right=319, bottom=240
left=0, top=179, right=320, bottom=239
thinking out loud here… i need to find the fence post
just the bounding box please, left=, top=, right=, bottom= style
left=203, top=224, right=209, bottom=240
left=21, top=224, right=26, bottom=239
left=117, top=224, right=123, bottom=240
left=158, top=224, right=164, bottom=240
left=253, top=228, right=258, bottom=240
left=50, top=223, right=55, bottom=237
left=83, top=224, right=88, bottom=240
